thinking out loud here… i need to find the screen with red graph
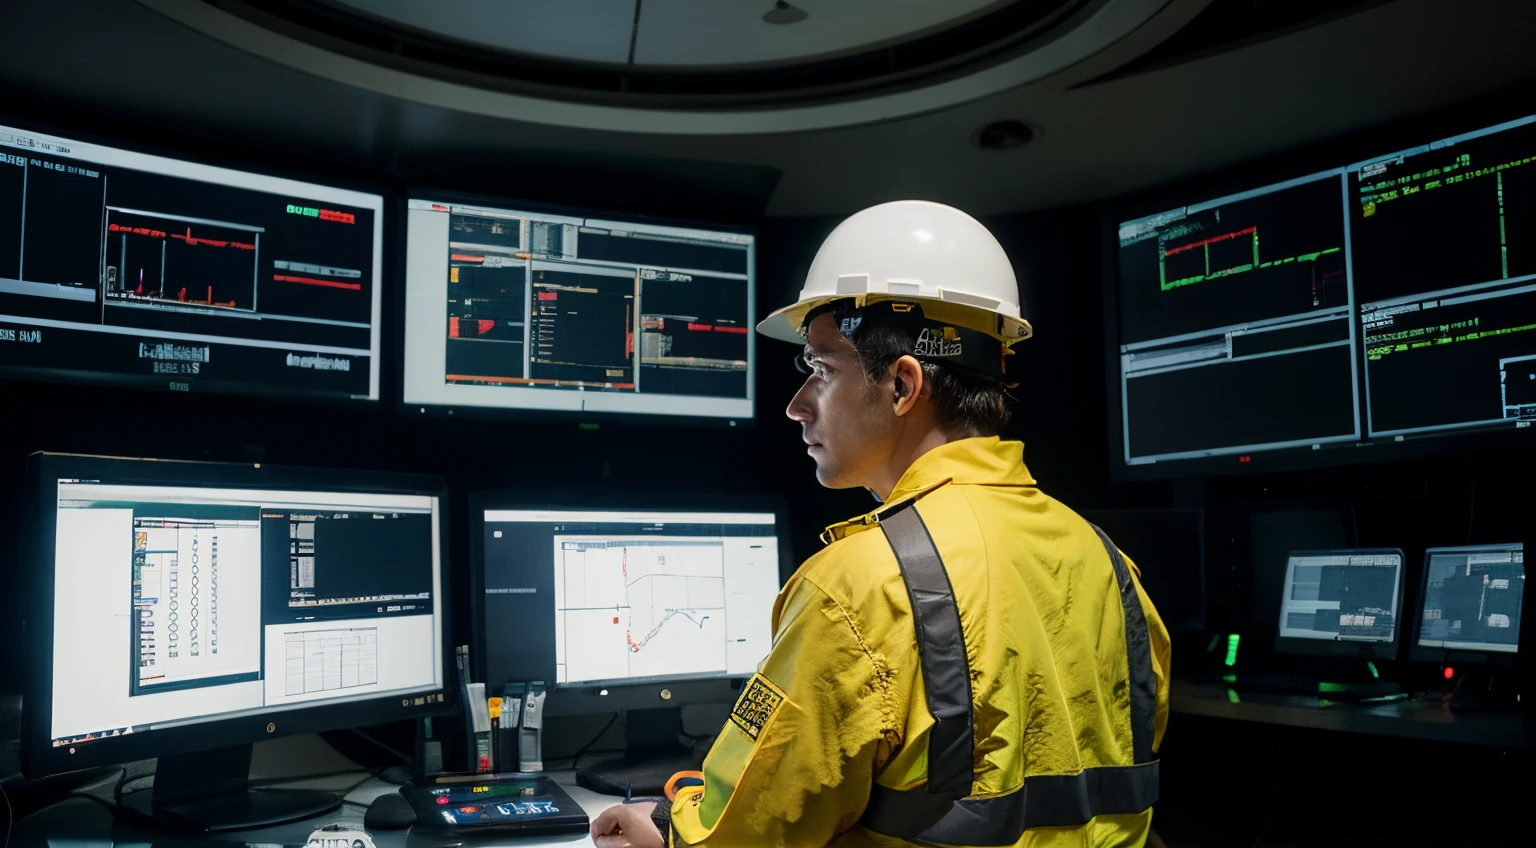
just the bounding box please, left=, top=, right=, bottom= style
left=0, top=122, right=383, bottom=401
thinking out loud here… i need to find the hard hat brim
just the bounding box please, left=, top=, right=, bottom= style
left=755, top=294, right=1032, bottom=345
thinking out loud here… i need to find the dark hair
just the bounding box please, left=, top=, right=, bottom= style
left=851, top=322, right=1012, bottom=436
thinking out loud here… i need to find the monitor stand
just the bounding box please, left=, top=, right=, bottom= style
left=117, top=743, right=341, bottom=832
left=576, top=707, right=701, bottom=797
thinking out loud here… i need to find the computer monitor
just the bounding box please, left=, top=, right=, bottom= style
left=471, top=497, right=785, bottom=713
left=0, top=121, right=385, bottom=401
left=23, top=453, right=449, bottom=831
left=402, top=195, right=755, bottom=422
left=470, top=497, right=784, bottom=794
left=1275, top=548, right=1405, bottom=659
left=1112, top=169, right=1358, bottom=471
left=1109, top=110, right=1536, bottom=478
left=1409, top=544, right=1524, bottom=666
left=1352, top=115, right=1536, bottom=439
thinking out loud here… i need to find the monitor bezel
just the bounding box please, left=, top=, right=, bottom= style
left=21, top=452, right=454, bottom=779
left=0, top=110, right=392, bottom=406
left=1273, top=547, right=1406, bottom=661
left=1407, top=543, right=1522, bottom=667
left=467, top=489, right=791, bottom=717
left=397, top=188, right=758, bottom=429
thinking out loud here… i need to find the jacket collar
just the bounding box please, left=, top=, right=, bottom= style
left=820, top=437, right=1035, bottom=544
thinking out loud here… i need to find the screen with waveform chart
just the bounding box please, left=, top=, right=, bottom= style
left=0, top=120, right=383, bottom=401
left=404, top=196, right=754, bottom=421
left=476, top=505, right=782, bottom=701
left=1114, top=170, right=1359, bottom=469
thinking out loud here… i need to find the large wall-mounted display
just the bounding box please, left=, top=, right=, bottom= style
left=1111, top=113, right=1536, bottom=476
left=403, top=197, right=755, bottom=422
left=0, top=122, right=385, bottom=401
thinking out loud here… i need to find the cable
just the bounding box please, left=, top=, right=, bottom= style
left=570, top=712, right=620, bottom=767
left=1252, top=725, right=1282, bottom=847
left=348, top=728, right=411, bottom=765
left=544, top=712, right=622, bottom=771
left=113, top=768, right=130, bottom=805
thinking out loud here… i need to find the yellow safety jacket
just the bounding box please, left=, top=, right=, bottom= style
left=669, top=436, right=1171, bottom=847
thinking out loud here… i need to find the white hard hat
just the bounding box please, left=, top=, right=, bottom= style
left=756, top=200, right=1032, bottom=345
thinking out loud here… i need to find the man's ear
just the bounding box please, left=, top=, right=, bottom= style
left=892, top=355, right=924, bottom=417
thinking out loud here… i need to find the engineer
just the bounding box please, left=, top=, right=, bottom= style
left=592, top=200, right=1172, bottom=848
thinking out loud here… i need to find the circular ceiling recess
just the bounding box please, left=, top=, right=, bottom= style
left=135, top=0, right=1177, bottom=133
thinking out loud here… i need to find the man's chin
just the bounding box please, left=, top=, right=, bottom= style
left=813, top=463, right=860, bottom=490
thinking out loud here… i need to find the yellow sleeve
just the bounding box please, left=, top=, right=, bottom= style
left=669, top=578, right=889, bottom=847
left=1122, top=553, right=1173, bottom=753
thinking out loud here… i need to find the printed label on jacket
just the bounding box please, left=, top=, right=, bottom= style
left=730, top=675, right=785, bottom=741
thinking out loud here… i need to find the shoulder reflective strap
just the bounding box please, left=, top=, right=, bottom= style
left=877, top=500, right=975, bottom=797
left=1089, top=523, right=1158, bottom=765
left=861, top=522, right=1159, bottom=845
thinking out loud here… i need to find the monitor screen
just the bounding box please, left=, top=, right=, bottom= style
left=0, top=122, right=384, bottom=400
left=478, top=508, right=779, bottom=694
left=1110, top=111, right=1536, bottom=475
left=403, top=198, right=755, bottom=420
left=1414, top=544, right=1524, bottom=658
left=1277, top=549, right=1404, bottom=654
left=1114, top=170, right=1357, bottom=467
left=46, top=479, right=443, bottom=753
left=1354, top=116, right=1536, bottom=439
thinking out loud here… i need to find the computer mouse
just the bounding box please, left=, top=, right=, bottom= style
left=364, top=789, right=419, bottom=830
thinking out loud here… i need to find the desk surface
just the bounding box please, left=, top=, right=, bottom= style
left=10, top=769, right=626, bottom=848
left=1171, top=680, right=1532, bottom=748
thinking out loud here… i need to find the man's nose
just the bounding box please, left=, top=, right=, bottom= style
left=786, top=380, right=813, bottom=423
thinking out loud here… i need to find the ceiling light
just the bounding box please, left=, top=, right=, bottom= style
left=763, top=1, right=809, bottom=25
left=971, top=120, right=1035, bottom=151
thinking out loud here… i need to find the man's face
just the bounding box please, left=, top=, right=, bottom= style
left=785, top=313, right=897, bottom=489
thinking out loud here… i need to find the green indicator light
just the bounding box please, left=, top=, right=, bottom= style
left=1318, top=682, right=1348, bottom=694
left=1221, top=673, right=1237, bottom=684
left=1366, top=661, right=1380, bottom=679
left=1227, top=689, right=1241, bottom=705
left=1224, top=634, right=1241, bottom=667
left=578, top=422, right=600, bottom=431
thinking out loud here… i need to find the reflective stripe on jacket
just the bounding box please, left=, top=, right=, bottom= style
left=669, top=437, right=1172, bottom=847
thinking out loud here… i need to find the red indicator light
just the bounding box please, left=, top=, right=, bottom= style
left=1238, top=455, right=1251, bottom=464
left=459, top=806, right=480, bottom=814
left=1443, top=666, right=1455, bottom=680
left=436, top=797, right=449, bottom=805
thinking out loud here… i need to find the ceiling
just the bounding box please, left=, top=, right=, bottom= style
left=331, top=0, right=1014, bottom=68
left=1, top=0, right=1534, bottom=218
